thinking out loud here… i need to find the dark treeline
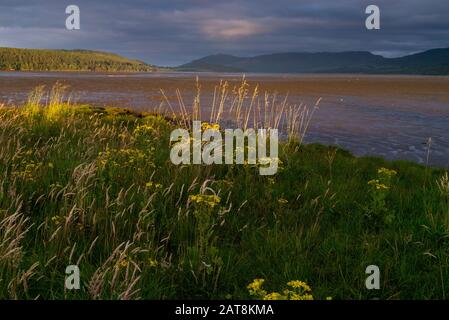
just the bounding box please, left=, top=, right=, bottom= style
left=0, top=48, right=156, bottom=72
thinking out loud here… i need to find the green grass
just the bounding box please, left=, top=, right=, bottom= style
left=0, top=101, right=448, bottom=300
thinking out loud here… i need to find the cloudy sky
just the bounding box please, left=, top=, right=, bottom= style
left=0, top=0, right=448, bottom=66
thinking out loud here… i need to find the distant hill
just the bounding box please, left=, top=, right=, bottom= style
left=0, top=48, right=157, bottom=72
left=178, top=48, right=449, bottom=75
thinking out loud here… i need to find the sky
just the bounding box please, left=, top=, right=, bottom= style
left=0, top=0, right=448, bottom=66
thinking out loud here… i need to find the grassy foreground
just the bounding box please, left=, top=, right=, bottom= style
left=1, top=94, right=449, bottom=300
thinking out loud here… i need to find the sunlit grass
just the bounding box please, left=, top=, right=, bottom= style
left=0, top=82, right=448, bottom=299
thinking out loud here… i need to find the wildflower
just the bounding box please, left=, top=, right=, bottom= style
left=48, top=162, right=54, bottom=168
left=247, top=278, right=267, bottom=297
left=189, top=194, right=221, bottom=208
left=376, top=183, right=389, bottom=190
left=287, top=280, right=311, bottom=292
left=263, top=292, right=284, bottom=300
left=367, top=168, right=396, bottom=225
left=133, top=124, right=159, bottom=143
left=97, top=147, right=154, bottom=171
left=12, top=159, right=43, bottom=181
left=278, top=198, right=289, bottom=205
left=201, top=122, right=220, bottom=131
left=116, top=256, right=131, bottom=269
left=378, top=167, right=397, bottom=176
left=368, top=179, right=389, bottom=190
left=146, top=181, right=163, bottom=190
left=248, top=278, right=324, bottom=300
left=148, top=258, right=158, bottom=268
left=119, top=148, right=146, bottom=165
left=51, top=215, right=63, bottom=225
left=134, top=124, right=156, bottom=135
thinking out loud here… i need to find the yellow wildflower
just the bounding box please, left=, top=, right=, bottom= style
left=263, top=292, right=284, bottom=300
left=378, top=167, right=397, bottom=176
left=146, top=181, right=163, bottom=190
left=299, top=293, right=314, bottom=300
left=248, top=278, right=324, bottom=301
left=287, top=280, right=311, bottom=292
left=247, top=278, right=267, bottom=296
left=117, top=257, right=131, bottom=269
left=189, top=194, right=221, bottom=208
left=51, top=215, right=63, bottom=225
left=278, top=198, right=289, bottom=205
left=368, top=179, right=390, bottom=190
left=201, top=122, right=220, bottom=131
left=148, top=258, right=158, bottom=268
left=118, top=260, right=129, bottom=268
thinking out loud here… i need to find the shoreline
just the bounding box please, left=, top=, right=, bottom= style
left=2, top=70, right=449, bottom=78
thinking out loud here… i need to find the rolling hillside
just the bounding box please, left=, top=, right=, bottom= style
left=178, top=48, right=449, bottom=75
left=0, top=48, right=157, bottom=72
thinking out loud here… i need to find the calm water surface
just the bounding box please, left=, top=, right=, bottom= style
left=1, top=71, right=449, bottom=167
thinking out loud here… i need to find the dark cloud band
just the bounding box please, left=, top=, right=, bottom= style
left=0, top=0, right=448, bottom=66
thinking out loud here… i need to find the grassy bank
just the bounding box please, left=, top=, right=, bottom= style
left=0, top=85, right=448, bottom=300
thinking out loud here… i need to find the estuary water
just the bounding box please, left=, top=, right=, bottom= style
left=1, top=71, right=449, bottom=167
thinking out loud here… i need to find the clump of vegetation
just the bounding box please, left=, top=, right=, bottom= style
left=0, top=82, right=448, bottom=300
left=365, top=167, right=398, bottom=227
left=247, top=278, right=328, bottom=300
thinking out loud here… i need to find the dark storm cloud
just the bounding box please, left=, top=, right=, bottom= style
left=0, top=0, right=448, bottom=65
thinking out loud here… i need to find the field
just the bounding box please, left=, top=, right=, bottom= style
left=0, top=82, right=448, bottom=300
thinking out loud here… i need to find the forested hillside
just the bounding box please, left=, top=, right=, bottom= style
left=0, top=48, right=156, bottom=72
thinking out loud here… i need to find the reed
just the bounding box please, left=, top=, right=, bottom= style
left=160, top=76, right=321, bottom=145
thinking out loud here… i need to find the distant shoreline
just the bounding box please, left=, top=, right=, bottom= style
left=1, top=70, right=449, bottom=78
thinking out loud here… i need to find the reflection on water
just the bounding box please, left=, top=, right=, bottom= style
left=1, top=71, right=448, bottom=167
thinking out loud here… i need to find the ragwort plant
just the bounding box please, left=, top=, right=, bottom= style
left=366, top=167, right=397, bottom=226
